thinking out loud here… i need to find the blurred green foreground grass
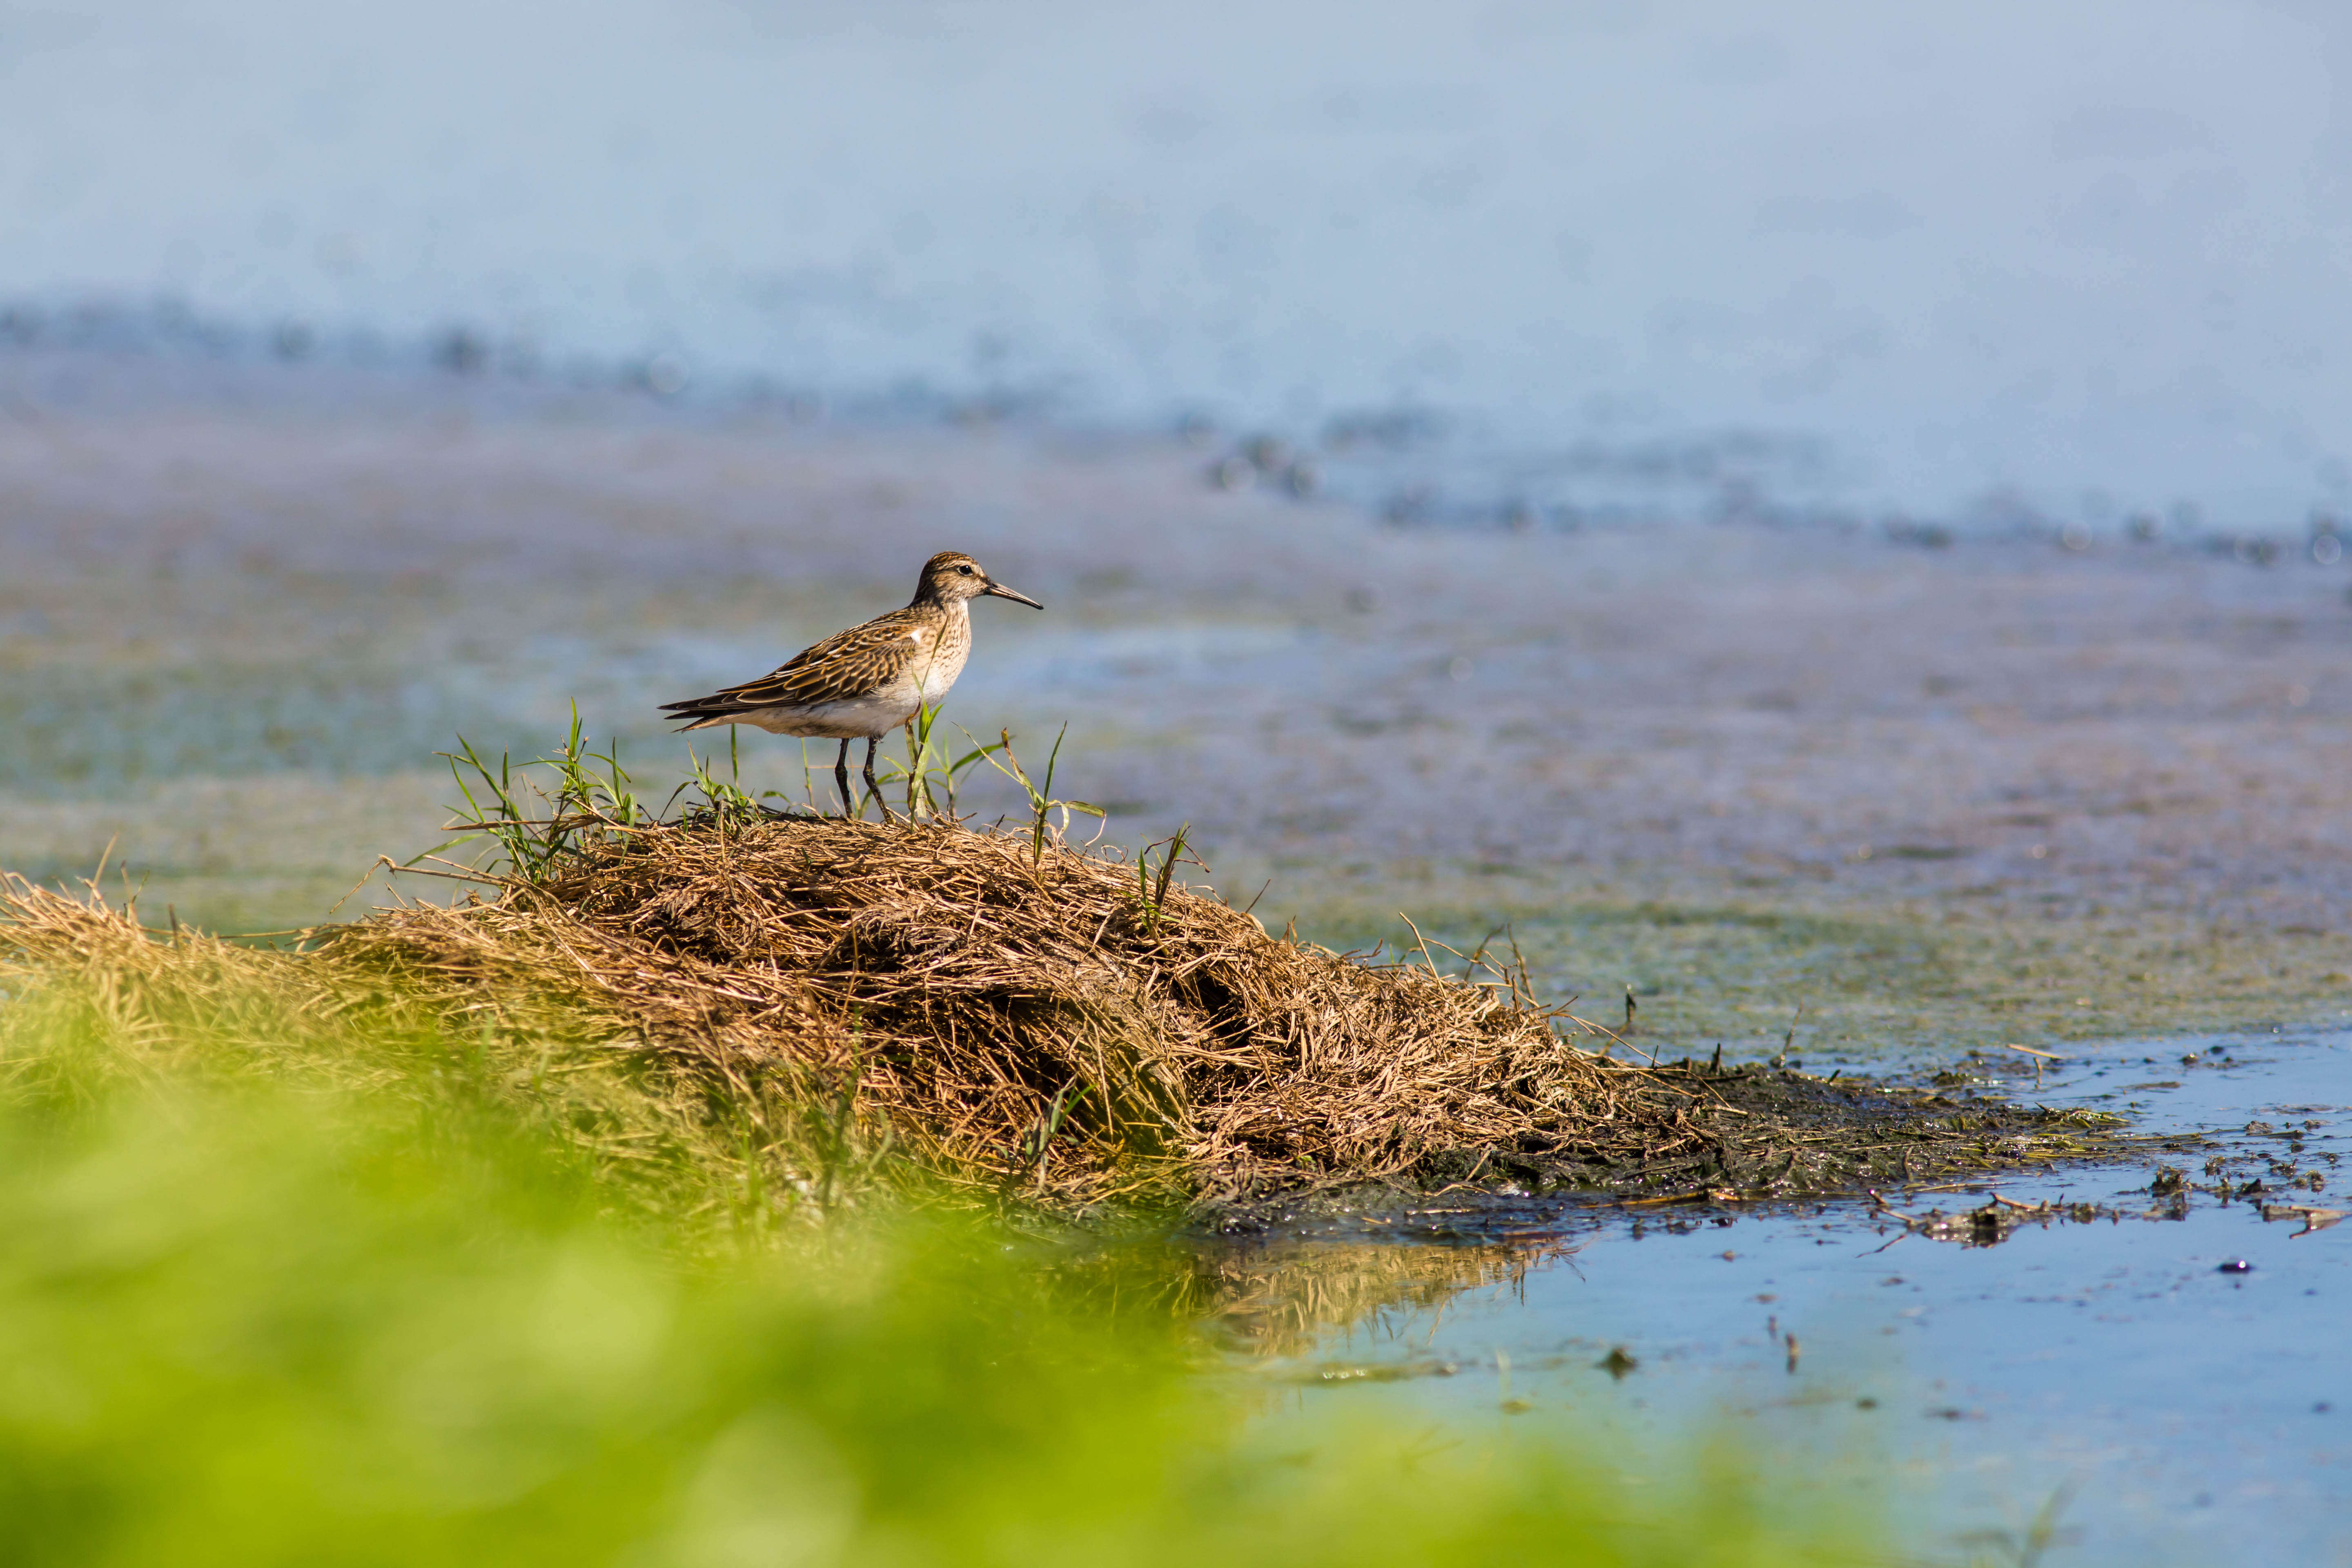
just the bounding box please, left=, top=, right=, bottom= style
left=0, top=984, right=1872, bottom=1567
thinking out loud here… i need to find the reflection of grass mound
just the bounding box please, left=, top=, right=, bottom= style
left=332, top=817, right=1658, bottom=1208
left=1195, top=1237, right=1579, bottom=1362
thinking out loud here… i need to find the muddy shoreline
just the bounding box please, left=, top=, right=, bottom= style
left=1202, top=1055, right=2175, bottom=1228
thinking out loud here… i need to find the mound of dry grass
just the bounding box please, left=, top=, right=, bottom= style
left=331, top=817, right=1672, bottom=1208
left=2, top=818, right=2150, bottom=1220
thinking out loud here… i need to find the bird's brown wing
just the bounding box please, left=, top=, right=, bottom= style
left=659, top=607, right=927, bottom=723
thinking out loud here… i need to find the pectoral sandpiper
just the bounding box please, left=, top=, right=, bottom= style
left=660, top=550, right=1042, bottom=817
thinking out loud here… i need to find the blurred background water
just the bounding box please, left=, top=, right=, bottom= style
left=6, top=0, right=2352, bottom=527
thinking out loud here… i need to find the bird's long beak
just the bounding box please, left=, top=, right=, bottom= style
left=982, top=580, right=1044, bottom=610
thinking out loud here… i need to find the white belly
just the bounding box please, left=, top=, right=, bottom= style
left=733, top=692, right=923, bottom=739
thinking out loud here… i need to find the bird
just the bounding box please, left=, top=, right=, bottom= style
left=659, top=551, right=1042, bottom=819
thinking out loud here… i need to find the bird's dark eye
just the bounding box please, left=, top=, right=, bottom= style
left=956, top=564, right=974, bottom=575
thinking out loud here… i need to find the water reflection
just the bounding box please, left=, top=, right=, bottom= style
left=1195, top=1233, right=1579, bottom=1364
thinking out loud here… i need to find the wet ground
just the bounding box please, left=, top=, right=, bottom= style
left=1219, top=1030, right=2352, bottom=1564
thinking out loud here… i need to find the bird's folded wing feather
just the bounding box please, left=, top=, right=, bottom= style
left=665, top=610, right=925, bottom=713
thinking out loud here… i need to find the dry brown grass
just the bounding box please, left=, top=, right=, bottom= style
left=3, top=818, right=2150, bottom=1222
left=329, top=817, right=1678, bottom=1208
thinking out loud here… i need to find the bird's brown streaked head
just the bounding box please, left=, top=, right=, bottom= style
left=914, top=550, right=1043, bottom=610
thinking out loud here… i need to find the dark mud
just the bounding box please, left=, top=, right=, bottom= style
left=1491, top=1058, right=2152, bottom=1197
left=1201, top=1059, right=2153, bottom=1233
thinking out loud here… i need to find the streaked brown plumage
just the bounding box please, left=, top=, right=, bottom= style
left=660, top=550, right=1042, bottom=817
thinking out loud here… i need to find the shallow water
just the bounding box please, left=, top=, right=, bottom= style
left=1228, top=1030, right=2352, bottom=1563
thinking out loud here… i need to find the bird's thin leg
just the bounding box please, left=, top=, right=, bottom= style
left=863, top=736, right=895, bottom=824
left=833, top=739, right=853, bottom=819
